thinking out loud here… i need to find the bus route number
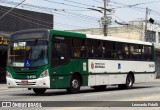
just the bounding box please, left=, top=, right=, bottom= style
left=27, top=75, right=36, bottom=79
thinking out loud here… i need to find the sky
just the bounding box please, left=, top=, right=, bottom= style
left=0, top=0, right=160, bottom=30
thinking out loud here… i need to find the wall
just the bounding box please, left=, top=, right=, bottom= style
left=0, top=5, right=53, bottom=32
left=70, top=25, right=143, bottom=41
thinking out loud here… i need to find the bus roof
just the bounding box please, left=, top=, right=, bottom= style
left=11, top=29, right=152, bottom=46
left=51, top=30, right=152, bottom=46
left=86, top=34, right=152, bottom=46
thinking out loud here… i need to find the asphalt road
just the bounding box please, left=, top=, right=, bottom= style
left=1, top=81, right=160, bottom=110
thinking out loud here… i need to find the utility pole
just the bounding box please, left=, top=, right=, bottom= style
left=87, top=0, right=111, bottom=36
left=102, top=0, right=111, bottom=36
left=144, top=7, right=149, bottom=41
left=103, top=0, right=107, bottom=36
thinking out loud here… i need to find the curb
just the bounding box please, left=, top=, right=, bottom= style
left=0, top=84, right=8, bottom=91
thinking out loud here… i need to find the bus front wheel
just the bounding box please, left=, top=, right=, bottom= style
left=67, top=75, right=81, bottom=94
left=33, top=88, right=46, bottom=94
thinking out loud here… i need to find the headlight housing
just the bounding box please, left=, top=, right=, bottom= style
left=6, top=71, right=12, bottom=78
left=40, top=70, right=49, bottom=78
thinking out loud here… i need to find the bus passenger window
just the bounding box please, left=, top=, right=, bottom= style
left=88, top=46, right=95, bottom=57
left=105, top=41, right=117, bottom=59
left=95, top=41, right=105, bottom=58
left=80, top=45, right=86, bottom=57
left=130, top=45, right=142, bottom=60
left=142, top=46, right=153, bottom=60
left=54, top=42, right=61, bottom=59
left=73, top=48, right=80, bottom=57
left=72, top=38, right=86, bottom=58
left=111, top=51, right=117, bottom=59
left=118, top=50, right=123, bottom=59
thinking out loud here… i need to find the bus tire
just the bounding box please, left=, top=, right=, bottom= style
left=33, top=88, right=46, bottom=94
left=126, top=74, right=134, bottom=89
left=67, top=75, right=81, bottom=94
left=93, top=85, right=106, bottom=91
left=118, top=74, right=134, bottom=89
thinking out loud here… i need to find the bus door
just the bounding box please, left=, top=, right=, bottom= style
left=51, top=36, right=72, bottom=88
left=52, top=36, right=69, bottom=67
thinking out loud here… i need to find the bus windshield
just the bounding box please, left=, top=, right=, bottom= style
left=8, top=40, right=48, bottom=67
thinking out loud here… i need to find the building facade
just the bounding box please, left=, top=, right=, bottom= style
left=0, top=5, right=53, bottom=32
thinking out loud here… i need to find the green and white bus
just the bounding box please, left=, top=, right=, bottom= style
left=6, top=29, right=156, bottom=94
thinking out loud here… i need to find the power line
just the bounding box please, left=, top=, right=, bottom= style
left=0, top=6, right=98, bottom=26
left=0, top=0, right=100, bottom=29
left=129, top=0, right=160, bottom=7
left=0, top=6, right=97, bottom=29
left=0, top=2, right=99, bottom=27
left=110, top=0, right=160, bottom=9
left=63, top=0, right=96, bottom=7
left=0, top=0, right=26, bottom=19
left=0, top=1, right=100, bottom=20
left=0, top=9, right=52, bottom=28
left=92, top=0, right=103, bottom=4
left=42, top=0, right=99, bottom=20
left=43, top=0, right=88, bottom=9
left=0, top=6, right=53, bottom=25
left=0, top=1, right=100, bottom=27
left=64, top=11, right=99, bottom=20
left=55, top=21, right=88, bottom=29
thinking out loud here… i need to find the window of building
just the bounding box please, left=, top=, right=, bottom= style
left=146, top=31, right=156, bottom=42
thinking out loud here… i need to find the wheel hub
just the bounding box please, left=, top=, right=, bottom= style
left=72, top=79, right=79, bottom=89
left=127, top=77, right=132, bottom=87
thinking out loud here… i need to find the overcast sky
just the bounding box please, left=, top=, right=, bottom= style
left=0, top=0, right=160, bottom=30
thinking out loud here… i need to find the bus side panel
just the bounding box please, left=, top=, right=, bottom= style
left=50, top=59, right=88, bottom=89
left=88, top=59, right=155, bottom=86
left=134, top=73, right=155, bottom=83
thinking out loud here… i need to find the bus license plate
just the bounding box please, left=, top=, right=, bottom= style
left=21, top=80, right=28, bottom=85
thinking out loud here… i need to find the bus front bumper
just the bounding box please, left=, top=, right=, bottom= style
left=6, top=76, right=50, bottom=88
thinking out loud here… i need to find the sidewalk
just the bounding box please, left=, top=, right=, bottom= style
left=0, top=83, right=27, bottom=92
left=0, top=83, right=8, bottom=91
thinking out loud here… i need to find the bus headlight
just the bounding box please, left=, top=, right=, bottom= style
left=40, top=70, right=49, bottom=78
left=6, top=71, right=12, bottom=78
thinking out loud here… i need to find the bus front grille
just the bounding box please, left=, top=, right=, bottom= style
left=16, top=81, right=36, bottom=85
left=15, top=71, right=37, bottom=75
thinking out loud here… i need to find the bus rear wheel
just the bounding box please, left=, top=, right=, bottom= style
left=33, top=88, right=46, bottom=94
left=67, top=75, right=81, bottom=94
left=118, top=74, right=134, bottom=89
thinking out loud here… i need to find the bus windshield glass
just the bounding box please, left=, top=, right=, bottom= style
left=8, top=40, right=48, bottom=67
